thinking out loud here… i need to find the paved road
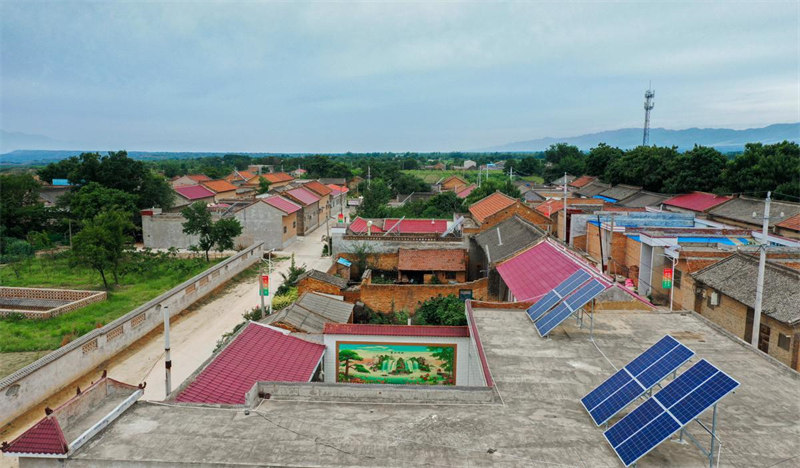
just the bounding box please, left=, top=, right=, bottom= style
left=0, top=222, right=332, bottom=466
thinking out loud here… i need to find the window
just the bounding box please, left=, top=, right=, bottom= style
left=778, top=333, right=791, bottom=351
left=283, top=226, right=287, bottom=234
left=293, top=221, right=296, bottom=228
left=673, top=269, right=682, bottom=288
left=445, top=271, right=456, bottom=280
left=708, top=290, right=720, bottom=307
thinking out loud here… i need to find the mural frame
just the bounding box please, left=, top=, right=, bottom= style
left=334, top=341, right=458, bottom=385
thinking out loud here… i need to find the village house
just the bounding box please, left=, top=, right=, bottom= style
left=775, top=213, right=800, bottom=239
left=615, top=190, right=669, bottom=209
left=397, top=248, right=467, bottom=284
left=200, top=179, right=238, bottom=202
left=567, top=175, right=596, bottom=190
left=692, top=253, right=800, bottom=371
left=465, top=191, right=551, bottom=234
left=594, top=184, right=642, bottom=204
left=282, top=187, right=321, bottom=235
left=263, top=292, right=355, bottom=334
left=437, top=175, right=469, bottom=192
left=302, top=180, right=333, bottom=225
left=245, top=171, right=295, bottom=189
left=224, top=170, right=256, bottom=186
left=171, top=174, right=211, bottom=188
left=171, top=185, right=216, bottom=210
left=662, top=191, right=733, bottom=215
left=706, top=195, right=800, bottom=232
left=296, top=269, right=350, bottom=297
left=573, top=179, right=611, bottom=198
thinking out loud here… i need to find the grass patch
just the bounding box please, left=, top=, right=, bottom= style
left=520, top=175, right=544, bottom=183
left=0, top=252, right=224, bottom=352
left=401, top=169, right=513, bottom=185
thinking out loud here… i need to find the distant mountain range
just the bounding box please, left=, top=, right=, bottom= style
left=482, top=123, right=800, bottom=153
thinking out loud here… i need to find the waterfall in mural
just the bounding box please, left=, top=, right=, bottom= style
left=337, top=342, right=456, bottom=385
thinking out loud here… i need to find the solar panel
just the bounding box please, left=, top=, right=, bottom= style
left=582, top=335, right=695, bottom=426
left=526, top=270, right=591, bottom=323
left=603, top=359, right=739, bottom=467
left=536, top=279, right=606, bottom=337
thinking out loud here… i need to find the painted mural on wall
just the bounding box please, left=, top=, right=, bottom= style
left=336, top=342, right=456, bottom=385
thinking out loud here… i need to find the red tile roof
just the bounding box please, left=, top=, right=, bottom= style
left=261, top=172, right=295, bottom=184
left=456, top=184, right=477, bottom=199
left=496, top=239, right=604, bottom=301
left=349, top=217, right=384, bottom=234
left=226, top=171, right=256, bottom=182
left=569, top=175, right=596, bottom=188
left=262, top=195, right=301, bottom=214
left=398, top=249, right=465, bottom=271
left=175, top=185, right=216, bottom=200
left=534, top=198, right=605, bottom=216
left=177, top=323, right=324, bottom=405
left=324, top=323, right=470, bottom=337
left=327, top=184, right=349, bottom=194
left=776, top=213, right=800, bottom=231
left=303, top=180, right=332, bottom=196
left=663, top=192, right=732, bottom=212
left=201, top=179, right=238, bottom=193
left=284, top=187, right=320, bottom=206
left=1, top=417, right=68, bottom=455
left=469, top=192, right=517, bottom=223
left=187, top=174, right=212, bottom=182
left=384, top=218, right=448, bottom=234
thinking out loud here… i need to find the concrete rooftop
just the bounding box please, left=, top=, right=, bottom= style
left=65, top=308, right=799, bottom=467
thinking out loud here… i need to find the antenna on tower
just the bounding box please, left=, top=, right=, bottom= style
left=642, top=83, right=655, bottom=146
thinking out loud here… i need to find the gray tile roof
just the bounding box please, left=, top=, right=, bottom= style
left=692, top=253, right=800, bottom=325
left=598, top=184, right=641, bottom=202
left=472, top=216, right=545, bottom=264
left=263, top=292, right=354, bottom=333
left=617, top=191, right=669, bottom=208
left=708, top=196, right=800, bottom=228
left=575, top=180, right=611, bottom=197
left=299, top=270, right=349, bottom=289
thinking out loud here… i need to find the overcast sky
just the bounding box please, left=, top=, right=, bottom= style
left=1, top=1, right=798, bottom=152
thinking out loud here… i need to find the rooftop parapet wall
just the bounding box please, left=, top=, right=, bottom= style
left=359, top=277, right=489, bottom=313
left=332, top=232, right=466, bottom=257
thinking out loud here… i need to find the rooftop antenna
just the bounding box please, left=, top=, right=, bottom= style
left=642, top=82, right=655, bottom=146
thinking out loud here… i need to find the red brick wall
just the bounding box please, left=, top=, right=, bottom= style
left=297, top=277, right=344, bottom=297
left=359, top=278, right=488, bottom=313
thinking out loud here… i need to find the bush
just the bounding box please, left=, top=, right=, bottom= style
left=272, top=287, right=298, bottom=311
left=276, top=254, right=306, bottom=296
left=243, top=306, right=263, bottom=321
left=415, top=294, right=467, bottom=326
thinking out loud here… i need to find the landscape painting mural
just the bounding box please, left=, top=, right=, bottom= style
left=336, top=342, right=456, bottom=385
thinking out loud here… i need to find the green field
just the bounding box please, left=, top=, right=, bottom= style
left=401, top=169, right=544, bottom=185
left=0, top=252, right=223, bottom=352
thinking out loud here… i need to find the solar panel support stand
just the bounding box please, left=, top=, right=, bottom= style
left=676, top=403, right=720, bottom=468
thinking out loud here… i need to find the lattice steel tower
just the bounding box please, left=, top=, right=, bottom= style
left=642, top=85, right=655, bottom=146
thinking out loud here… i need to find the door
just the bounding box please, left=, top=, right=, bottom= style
left=758, top=324, right=770, bottom=353
left=744, top=307, right=754, bottom=343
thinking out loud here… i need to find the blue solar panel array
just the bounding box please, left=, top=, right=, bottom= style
left=603, top=359, right=739, bottom=467
left=535, top=279, right=606, bottom=337
left=526, top=270, right=591, bottom=323
left=581, top=335, right=695, bottom=426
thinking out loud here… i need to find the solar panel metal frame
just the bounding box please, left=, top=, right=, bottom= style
left=603, top=359, right=740, bottom=467
left=584, top=345, right=694, bottom=426
left=535, top=279, right=606, bottom=337
left=525, top=270, right=591, bottom=323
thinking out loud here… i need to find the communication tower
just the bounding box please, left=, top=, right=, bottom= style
left=642, top=85, right=655, bottom=146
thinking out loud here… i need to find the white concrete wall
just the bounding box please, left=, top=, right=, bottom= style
left=0, top=243, right=265, bottom=426
left=322, top=334, right=477, bottom=386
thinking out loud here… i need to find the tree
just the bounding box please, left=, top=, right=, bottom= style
left=181, top=202, right=243, bottom=261
left=70, top=210, right=135, bottom=289
left=516, top=156, right=544, bottom=177
left=0, top=173, right=49, bottom=239
left=604, top=145, right=678, bottom=192
left=338, top=349, right=364, bottom=380
left=66, top=182, right=138, bottom=220
left=585, top=143, right=622, bottom=177
left=257, top=177, right=271, bottom=194
left=542, top=143, right=585, bottom=181
left=719, top=141, right=800, bottom=200
left=390, top=173, right=428, bottom=195
left=276, top=253, right=307, bottom=295
left=357, top=179, right=392, bottom=218
left=428, top=345, right=455, bottom=373
left=662, top=145, right=727, bottom=194
left=415, top=295, right=467, bottom=326
left=464, top=179, right=521, bottom=204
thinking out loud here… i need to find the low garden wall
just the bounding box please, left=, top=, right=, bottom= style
left=0, top=242, right=265, bottom=425
left=0, top=287, right=107, bottom=319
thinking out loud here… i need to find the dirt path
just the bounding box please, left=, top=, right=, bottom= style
left=0, top=224, right=333, bottom=467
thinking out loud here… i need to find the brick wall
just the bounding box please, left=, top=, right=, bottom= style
left=586, top=223, right=602, bottom=263
left=695, top=284, right=800, bottom=370
left=0, top=287, right=107, bottom=319
left=337, top=252, right=399, bottom=278
left=297, top=277, right=345, bottom=297
left=467, top=202, right=552, bottom=235
left=359, top=277, right=488, bottom=313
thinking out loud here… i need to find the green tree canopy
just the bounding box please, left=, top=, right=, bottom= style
left=719, top=141, right=800, bottom=200
left=70, top=210, right=135, bottom=289
left=464, top=179, right=521, bottom=205
left=662, top=145, right=727, bottom=194
left=415, top=294, right=467, bottom=326
left=66, top=182, right=138, bottom=221
left=604, top=145, right=678, bottom=192
left=257, top=177, right=271, bottom=194
left=357, top=179, right=393, bottom=218
left=181, top=202, right=243, bottom=261
left=0, top=173, right=50, bottom=239
left=585, top=143, right=623, bottom=177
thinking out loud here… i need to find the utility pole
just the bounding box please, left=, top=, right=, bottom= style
left=367, top=166, right=371, bottom=188
left=509, top=166, right=513, bottom=181
left=477, top=165, right=481, bottom=188
left=163, top=305, right=171, bottom=397
left=751, top=192, right=771, bottom=348
left=642, top=83, right=655, bottom=146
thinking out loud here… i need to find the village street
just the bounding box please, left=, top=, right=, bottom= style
left=0, top=222, right=333, bottom=466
